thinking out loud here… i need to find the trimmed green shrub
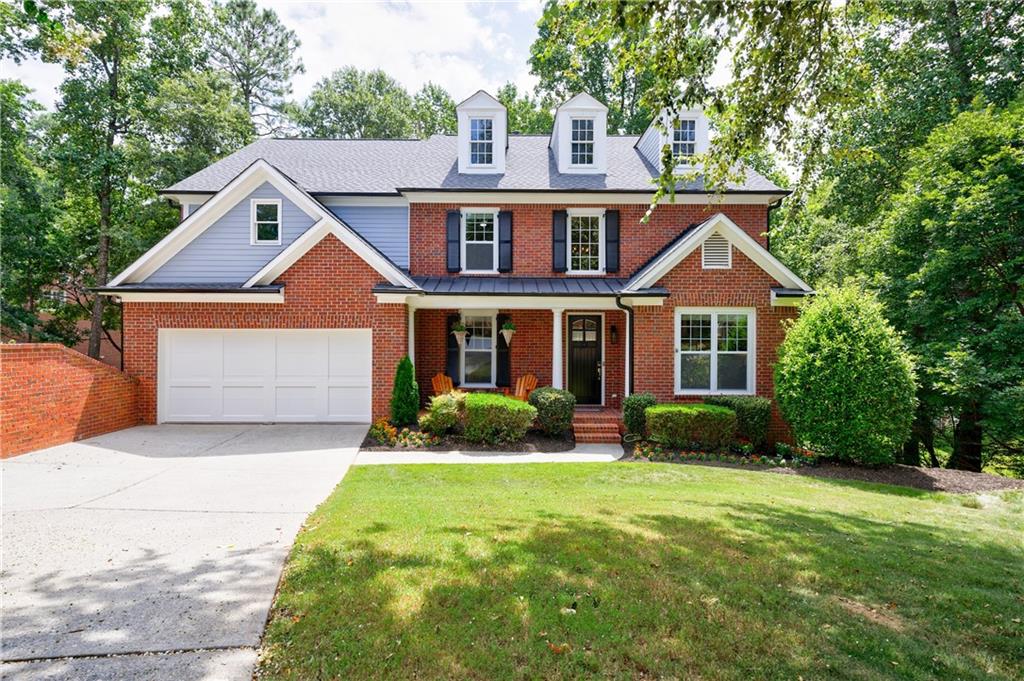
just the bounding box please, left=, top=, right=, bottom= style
left=528, top=387, right=576, bottom=435
left=703, top=396, right=771, bottom=450
left=623, top=392, right=657, bottom=434
left=645, top=404, right=737, bottom=450
left=389, top=355, right=419, bottom=426
left=419, top=390, right=466, bottom=435
left=775, top=286, right=916, bottom=465
left=464, top=393, right=537, bottom=444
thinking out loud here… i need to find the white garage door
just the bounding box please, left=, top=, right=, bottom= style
left=159, top=329, right=372, bottom=423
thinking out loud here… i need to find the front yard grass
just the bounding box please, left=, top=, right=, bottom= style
left=258, top=464, right=1023, bottom=680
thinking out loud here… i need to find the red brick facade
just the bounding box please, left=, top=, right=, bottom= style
left=409, top=202, right=768, bottom=277
left=1, top=344, right=139, bottom=457
left=123, top=234, right=407, bottom=423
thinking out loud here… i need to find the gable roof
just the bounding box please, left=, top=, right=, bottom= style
left=624, top=213, right=812, bottom=293
left=163, top=136, right=786, bottom=196
left=109, top=159, right=417, bottom=289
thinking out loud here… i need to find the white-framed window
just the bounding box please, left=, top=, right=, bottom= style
left=461, top=312, right=496, bottom=386
left=251, top=199, right=282, bottom=245
left=570, top=118, right=595, bottom=166
left=567, top=208, right=604, bottom=274
left=673, top=119, right=696, bottom=161
left=461, top=208, right=499, bottom=273
left=469, top=117, right=494, bottom=166
left=674, top=308, right=755, bottom=395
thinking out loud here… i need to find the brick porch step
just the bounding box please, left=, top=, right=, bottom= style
left=572, top=410, right=623, bottom=444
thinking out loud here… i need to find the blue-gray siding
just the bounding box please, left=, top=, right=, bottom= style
left=147, top=183, right=315, bottom=284
left=327, top=206, right=408, bottom=268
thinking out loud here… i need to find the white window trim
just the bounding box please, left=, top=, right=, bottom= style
left=569, top=116, right=596, bottom=168
left=672, top=118, right=698, bottom=166
left=460, top=207, right=500, bottom=274
left=674, top=307, right=756, bottom=396
left=460, top=309, right=497, bottom=387
left=250, top=198, right=282, bottom=246
left=566, top=207, right=605, bottom=275
left=701, top=234, right=733, bottom=269
left=468, top=116, right=496, bottom=168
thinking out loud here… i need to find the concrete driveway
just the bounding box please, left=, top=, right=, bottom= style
left=1, top=424, right=364, bottom=680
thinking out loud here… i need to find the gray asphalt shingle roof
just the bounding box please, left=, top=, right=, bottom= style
left=164, top=136, right=784, bottom=195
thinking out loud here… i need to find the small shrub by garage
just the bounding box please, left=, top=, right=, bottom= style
left=464, top=393, right=537, bottom=445
left=389, top=356, right=419, bottom=426
left=703, top=396, right=771, bottom=450
left=645, top=404, right=737, bottom=450
left=623, top=392, right=657, bottom=434
left=528, top=387, right=576, bottom=436
left=419, top=390, right=466, bottom=435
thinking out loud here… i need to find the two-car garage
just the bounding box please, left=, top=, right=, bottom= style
left=158, top=329, right=373, bottom=423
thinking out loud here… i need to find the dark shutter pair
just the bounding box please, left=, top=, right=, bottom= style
left=552, top=209, right=619, bottom=273
left=445, top=210, right=513, bottom=273
left=444, top=312, right=511, bottom=388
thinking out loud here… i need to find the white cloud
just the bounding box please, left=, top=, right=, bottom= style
left=2, top=0, right=543, bottom=111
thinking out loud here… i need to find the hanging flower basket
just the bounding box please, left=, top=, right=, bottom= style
left=451, top=322, right=467, bottom=347
left=500, top=320, right=516, bottom=346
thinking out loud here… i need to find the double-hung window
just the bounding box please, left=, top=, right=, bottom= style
left=675, top=308, right=755, bottom=394
left=251, top=199, right=282, bottom=245
left=461, top=209, right=498, bottom=273
left=461, top=314, right=495, bottom=386
left=570, top=118, right=595, bottom=166
left=469, top=118, right=493, bottom=166
left=672, top=119, right=696, bottom=161
left=568, top=208, right=604, bottom=273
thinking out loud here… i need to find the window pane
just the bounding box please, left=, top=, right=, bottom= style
left=673, top=119, right=696, bottom=158
left=465, top=317, right=493, bottom=350
left=256, top=222, right=279, bottom=241
left=464, top=352, right=491, bottom=383
left=679, top=354, right=711, bottom=390
left=718, top=354, right=748, bottom=390
left=679, top=314, right=712, bottom=351
left=465, top=244, right=493, bottom=270
left=255, top=203, right=278, bottom=222
left=717, top=314, right=748, bottom=352
left=571, top=118, right=594, bottom=165
left=470, top=118, right=493, bottom=165
left=570, top=215, right=601, bottom=271
left=464, top=213, right=494, bottom=241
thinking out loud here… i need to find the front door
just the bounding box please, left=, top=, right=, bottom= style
left=567, top=315, right=602, bottom=405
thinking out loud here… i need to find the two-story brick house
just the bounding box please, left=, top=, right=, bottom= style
left=99, top=90, right=811, bottom=442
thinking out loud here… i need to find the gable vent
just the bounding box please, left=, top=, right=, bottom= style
left=702, top=232, right=731, bottom=269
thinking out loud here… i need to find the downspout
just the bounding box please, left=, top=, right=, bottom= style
left=614, top=295, right=633, bottom=396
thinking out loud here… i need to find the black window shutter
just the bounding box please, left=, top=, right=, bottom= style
left=446, top=313, right=460, bottom=385
left=446, top=210, right=461, bottom=273
left=498, top=211, right=513, bottom=273
left=605, top=210, right=620, bottom=273
left=496, top=313, right=511, bottom=387
left=552, top=210, right=567, bottom=272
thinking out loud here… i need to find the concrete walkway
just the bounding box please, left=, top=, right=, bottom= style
left=354, top=443, right=624, bottom=465
left=1, top=424, right=363, bottom=681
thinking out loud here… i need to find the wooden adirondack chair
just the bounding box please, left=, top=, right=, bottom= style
left=431, top=372, right=454, bottom=396
left=511, top=373, right=538, bottom=401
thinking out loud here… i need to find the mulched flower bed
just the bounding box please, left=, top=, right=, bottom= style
left=621, top=440, right=1024, bottom=494
left=360, top=429, right=576, bottom=453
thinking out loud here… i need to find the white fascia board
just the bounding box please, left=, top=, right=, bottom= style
left=162, top=193, right=214, bottom=206
left=385, top=293, right=663, bottom=310
left=402, top=191, right=784, bottom=205
left=99, top=291, right=285, bottom=304
left=624, top=213, right=812, bottom=292
left=770, top=290, right=808, bottom=307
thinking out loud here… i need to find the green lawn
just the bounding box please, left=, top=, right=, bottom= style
left=258, top=464, right=1023, bottom=680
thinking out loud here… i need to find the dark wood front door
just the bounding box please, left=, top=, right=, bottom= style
left=568, top=315, right=602, bottom=405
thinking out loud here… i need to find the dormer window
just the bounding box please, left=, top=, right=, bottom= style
left=470, top=118, right=494, bottom=166
left=571, top=118, right=595, bottom=166
left=673, top=119, right=697, bottom=160
left=251, top=199, right=281, bottom=245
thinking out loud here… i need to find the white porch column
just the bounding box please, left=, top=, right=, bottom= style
left=551, top=308, right=564, bottom=389
left=407, top=305, right=415, bottom=363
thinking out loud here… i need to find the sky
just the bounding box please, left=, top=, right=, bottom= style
left=1, top=0, right=546, bottom=111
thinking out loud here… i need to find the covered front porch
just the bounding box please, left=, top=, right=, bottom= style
left=375, top=276, right=668, bottom=409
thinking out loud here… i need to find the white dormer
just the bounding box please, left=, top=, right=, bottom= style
left=550, top=93, right=608, bottom=175
left=636, top=107, right=710, bottom=171
left=456, top=90, right=507, bottom=175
